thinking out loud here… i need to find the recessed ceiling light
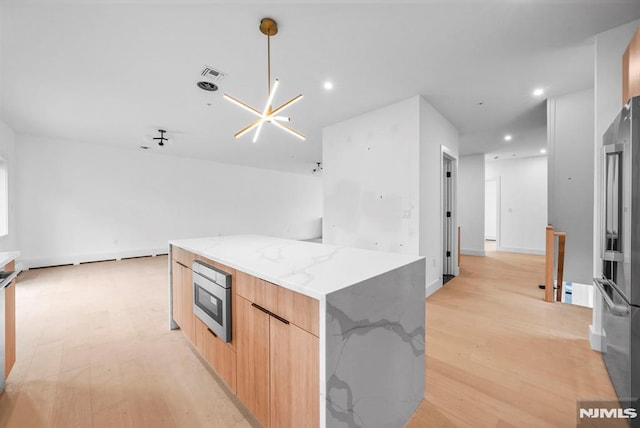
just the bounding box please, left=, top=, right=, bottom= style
left=540, top=148, right=547, bottom=154
left=504, top=134, right=512, bottom=141
left=533, top=88, right=544, bottom=97
left=323, top=81, right=334, bottom=90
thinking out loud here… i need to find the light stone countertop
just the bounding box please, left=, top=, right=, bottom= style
left=169, top=235, right=423, bottom=300
left=0, top=251, right=20, bottom=270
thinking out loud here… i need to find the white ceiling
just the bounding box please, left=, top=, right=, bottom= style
left=1, top=1, right=639, bottom=174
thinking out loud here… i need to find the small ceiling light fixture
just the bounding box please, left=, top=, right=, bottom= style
left=533, top=88, right=544, bottom=97
left=323, top=81, right=334, bottom=90
left=224, top=17, right=305, bottom=143
left=153, top=129, right=169, bottom=146
left=504, top=134, right=512, bottom=142
left=540, top=148, right=547, bottom=154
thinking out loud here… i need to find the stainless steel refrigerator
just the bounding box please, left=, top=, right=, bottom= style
left=596, top=95, right=640, bottom=418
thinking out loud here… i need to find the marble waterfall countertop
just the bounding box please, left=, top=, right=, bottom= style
left=169, top=235, right=423, bottom=300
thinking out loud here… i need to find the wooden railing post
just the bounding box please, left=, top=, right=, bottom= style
left=543, top=225, right=567, bottom=303
left=545, top=226, right=555, bottom=302
left=555, top=232, right=567, bottom=302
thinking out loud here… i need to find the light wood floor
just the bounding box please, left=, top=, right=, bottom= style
left=0, top=251, right=617, bottom=427
left=408, top=250, right=618, bottom=427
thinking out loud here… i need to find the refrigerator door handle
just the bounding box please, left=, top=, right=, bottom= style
left=594, top=278, right=631, bottom=317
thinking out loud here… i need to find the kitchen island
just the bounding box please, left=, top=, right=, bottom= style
left=169, top=235, right=425, bottom=428
left=0, top=251, right=19, bottom=395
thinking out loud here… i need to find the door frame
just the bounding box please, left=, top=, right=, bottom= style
left=484, top=176, right=501, bottom=249
left=441, top=146, right=458, bottom=277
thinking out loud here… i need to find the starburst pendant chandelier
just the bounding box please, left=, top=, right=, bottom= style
left=223, top=18, right=305, bottom=143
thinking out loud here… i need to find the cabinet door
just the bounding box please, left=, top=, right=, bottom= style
left=180, top=264, right=196, bottom=344
left=204, top=327, right=237, bottom=393
left=236, top=296, right=270, bottom=427
left=171, top=261, right=184, bottom=327
left=270, top=318, right=319, bottom=428
left=194, top=317, right=207, bottom=356
left=5, top=278, right=15, bottom=378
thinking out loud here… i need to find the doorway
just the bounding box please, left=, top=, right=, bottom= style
left=443, top=151, right=457, bottom=284
left=484, top=178, right=500, bottom=251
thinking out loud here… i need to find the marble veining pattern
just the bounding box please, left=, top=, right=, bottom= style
left=170, top=235, right=422, bottom=299
left=325, top=260, right=425, bottom=427
left=169, top=235, right=426, bottom=428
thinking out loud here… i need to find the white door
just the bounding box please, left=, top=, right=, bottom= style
left=485, top=179, right=497, bottom=241
left=443, top=155, right=455, bottom=277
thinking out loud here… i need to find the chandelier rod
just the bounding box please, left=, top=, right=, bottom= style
left=267, top=34, right=271, bottom=96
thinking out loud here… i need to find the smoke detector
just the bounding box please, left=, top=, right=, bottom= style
left=197, top=65, right=226, bottom=92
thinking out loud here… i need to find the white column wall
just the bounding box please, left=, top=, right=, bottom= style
left=323, top=96, right=421, bottom=254
left=547, top=88, right=594, bottom=285
left=323, top=95, right=459, bottom=297
left=458, top=154, right=485, bottom=256
left=418, top=97, right=460, bottom=295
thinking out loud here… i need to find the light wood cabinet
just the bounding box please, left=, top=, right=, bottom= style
left=623, top=25, right=640, bottom=105
left=270, top=313, right=319, bottom=428
left=236, top=289, right=319, bottom=428
left=194, top=316, right=238, bottom=392
left=172, top=249, right=237, bottom=392
left=173, top=260, right=196, bottom=344
left=236, top=296, right=270, bottom=427
left=4, top=260, right=15, bottom=378
left=171, top=246, right=319, bottom=427
left=203, top=325, right=237, bottom=393
left=236, top=275, right=319, bottom=336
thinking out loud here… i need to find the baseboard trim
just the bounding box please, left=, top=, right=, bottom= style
left=497, top=246, right=545, bottom=256
left=460, top=249, right=486, bottom=257
left=22, top=247, right=167, bottom=270
left=425, top=278, right=442, bottom=298
left=589, top=324, right=605, bottom=352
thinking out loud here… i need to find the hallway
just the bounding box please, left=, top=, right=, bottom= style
left=409, top=251, right=617, bottom=427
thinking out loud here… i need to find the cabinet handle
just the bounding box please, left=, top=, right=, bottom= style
left=207, top=327, right=217, bottom=337
left=251, top=303, right=271, bottom=315
left=251, top=303, right=290, bottom=325
left=270, top=312, right=290, bottom=325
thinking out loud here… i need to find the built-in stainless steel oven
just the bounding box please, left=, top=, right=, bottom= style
left=192, top=260, right=232, bottom=343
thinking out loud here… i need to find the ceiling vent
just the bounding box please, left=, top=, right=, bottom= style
left=198, top=65, right=225, bottom=92
left=200, top=65, right=226, bottom=83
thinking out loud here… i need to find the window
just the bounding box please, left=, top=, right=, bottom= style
left=0, top=158, right=7, bottom=237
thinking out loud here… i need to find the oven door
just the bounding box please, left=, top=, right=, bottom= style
left=193, top=272, right=231, bottom=342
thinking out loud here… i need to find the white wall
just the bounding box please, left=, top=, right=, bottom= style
left=323, top=96, right=420, bottom=254
left=591, top=19, right=640, bottom=351
left=323, top=95, right=459, bottom=296
left=0, top=120, right=16, bottom=252
left=485, top=156, right=547, bottom=254
left=15, top=135, right=322, bottom=268
left=458, top=154, right=485, bottom=256
left=418, top=97, right=459, bottom=294
left=547, top=88, right=594, bottom=285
